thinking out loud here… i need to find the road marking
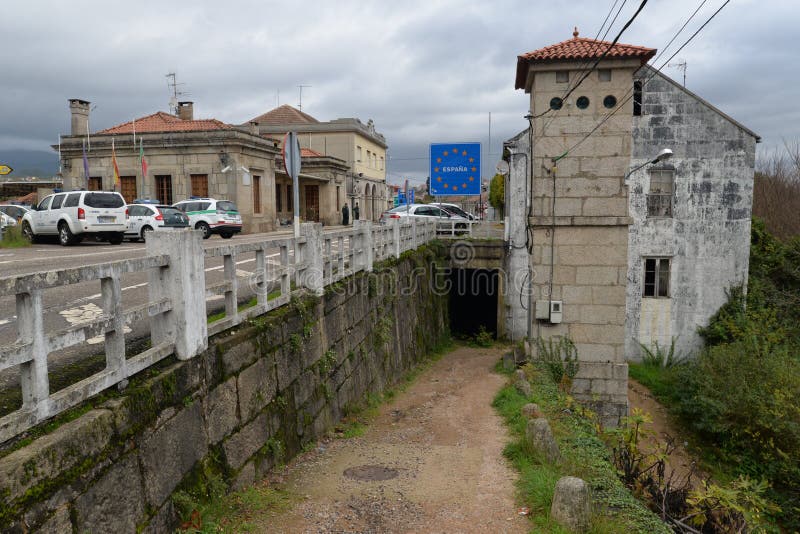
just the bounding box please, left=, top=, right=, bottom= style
left=59, top=303, right=132, bottom=344
left=5, top=247, right=138, bottom=264
left=0, top=316, right=15, bottom=326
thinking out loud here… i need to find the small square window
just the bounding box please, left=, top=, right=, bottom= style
left=599, top=69, right=612, bottom=82
left=643, top=257, right=670, bottom=297
left=556, top=71, right=569, bottom=83
left=647, top=169, right=674, bottom=218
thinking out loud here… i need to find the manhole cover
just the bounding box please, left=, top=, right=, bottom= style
left=343, top=465, right=399, bottom=481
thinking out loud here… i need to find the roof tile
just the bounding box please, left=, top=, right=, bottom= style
left=249, top=105, right=319, bottom=126
left=515, top=28, right=656, bottom=89
left=98, top=112, right=231, bottom=134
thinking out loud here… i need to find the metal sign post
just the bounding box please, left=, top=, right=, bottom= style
left=283, top=132, right=302, bottom=238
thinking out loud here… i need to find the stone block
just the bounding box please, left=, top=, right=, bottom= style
left=0, top=409, right=114, bottom=503
left=223, top=412, right=271, bottom=470
left=142, top=500, right=176, bottom=534
left=34, top=506, right=71, bottom=534
left=204, top=377, right=239, bottom=444
left=551, top=476, right=591, bottom=533
left=293, top=369, right=318, bottom=409
left=515, top=379, right=532, bottom=398
left=575, top=266, right=618, bottom=286
left=582, top=197, right=628, bottom=217
left=276, top=345, right=302, bottom=391
left=559, top=245, right=627, bottom=267
left=139, top=402, right=209, bottom=508
left=573, top=343, right=616, bottom=362
left=521, top=403, right=543, bottom=418
left=562, top=286, right=593, bottom=304
left=220, top=337, right=259, bottom=376
left=237, top=355, right=277, bottom=422
left=552, top=265, right=576, bottom=285
left=74, top=453, right=145, bottom=533
left=525, top=418, right=560, bottom=463
left=579, top=304, right=624, bottom=325
left=592, top=286, right=626, bottom=305
left=571, top=323, right=624, bottom=346
left=231, top=461, right=255, bottom=491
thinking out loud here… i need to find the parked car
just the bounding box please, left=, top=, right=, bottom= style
left=20, top=191, right=128, bottom=246
left=431, top=202, right=476, bottom=220
left=0, top=204, right=30, bottom=222
left=125, top=203, right=190, bottom=241
left=172, top=198, right=242, bottom=239
left=0, top=211, right=16, bottom=229
left=379, top=203, right=468, bottom=229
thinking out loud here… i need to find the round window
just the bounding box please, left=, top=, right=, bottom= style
left=576, top=96, right=590, bottom=109
left=549, top=97, right=563, bottom=110
left=603, top=95, right=617, bottom=109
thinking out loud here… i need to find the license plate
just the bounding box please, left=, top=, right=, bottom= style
left=98, top=216, right=116, bottom=223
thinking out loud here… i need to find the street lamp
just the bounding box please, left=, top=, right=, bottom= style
left=624, top=148, right=673, bottom=182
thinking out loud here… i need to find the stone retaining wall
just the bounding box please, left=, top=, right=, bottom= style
left=0, top=245, right=449, bottom=533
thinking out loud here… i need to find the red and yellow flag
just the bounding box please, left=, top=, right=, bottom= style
left=111, top=138, right=120, bottom=190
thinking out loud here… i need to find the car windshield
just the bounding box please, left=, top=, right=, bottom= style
left=216, top=201, right=238, bottom=213
left=83, top=193, right=124, bottom=208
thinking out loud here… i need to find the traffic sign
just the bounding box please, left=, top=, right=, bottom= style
left=0, top=165, right=13, bottom=176
left=283, top=132, right=302, bottom=237
left=429, top=142, right=481, bottom=196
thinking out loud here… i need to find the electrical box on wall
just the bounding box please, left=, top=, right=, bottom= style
left=549, top=300, right=563, bottom=324
left=534, top=300, right=563, bottom=324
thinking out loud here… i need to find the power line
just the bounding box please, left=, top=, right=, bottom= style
left=564, top=0, right=731, bottom=156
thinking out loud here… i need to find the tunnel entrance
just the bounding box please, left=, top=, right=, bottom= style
left=448, top=268, right=499, bottom=339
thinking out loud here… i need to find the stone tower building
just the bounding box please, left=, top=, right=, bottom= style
left=513, top=29, right=657, bottom=424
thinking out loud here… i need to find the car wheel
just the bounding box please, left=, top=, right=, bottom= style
left=196, top=222, right=211, bottom=239
left=21, top=221, right=37, bottom=243
left=58, top=223, right=77, bottom=246
left=140, top=226, right=154, bottom=242
left=108, top=233, right=124, bottom=245
left=220, top=231, right=233, bottom=239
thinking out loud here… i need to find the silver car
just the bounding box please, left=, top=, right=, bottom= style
left=379, top=203, right=469, bottom=230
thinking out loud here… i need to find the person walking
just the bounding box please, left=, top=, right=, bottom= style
left=342, top=203, right=350, bottom=225
left=353, top=202, right=360, bottom=221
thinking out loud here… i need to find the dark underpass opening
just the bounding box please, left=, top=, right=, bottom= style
left=449, top=268, right=499, bottom=339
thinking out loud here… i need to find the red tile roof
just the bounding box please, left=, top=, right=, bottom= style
left=249, top=105, right=319, bottom=126
left=98, top=112, right=231, bottom=134
left=301, top=148, right=323, bottom=157
left=515, top=28, right=656, bottom=89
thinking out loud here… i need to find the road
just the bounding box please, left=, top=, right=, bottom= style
left=0, top=228, right=351, bottom=410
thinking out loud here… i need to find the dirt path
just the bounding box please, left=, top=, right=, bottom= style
left=254, top=346, right=528, bottom=533
left=627, top=378, right=702, bottom=486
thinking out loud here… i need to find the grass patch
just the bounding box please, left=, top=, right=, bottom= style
left=176, top=480, right=297, bottom=533
left=493, top=364, right=672, bottom=533
left=0, top=225, right=30, bottom=248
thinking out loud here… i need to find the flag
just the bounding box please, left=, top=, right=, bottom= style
left=82, top=140, right=90, bottom=184
left=111, top=138, right=120, bottom=190
left=139, top=138, right=148, bottom=178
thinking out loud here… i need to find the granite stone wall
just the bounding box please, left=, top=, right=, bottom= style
left=0, top=245, right=449, bottom=533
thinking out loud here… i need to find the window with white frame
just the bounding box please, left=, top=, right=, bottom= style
left=643, top=257, right=670, bottom=297
left=647, top=168, right=674, bottom=217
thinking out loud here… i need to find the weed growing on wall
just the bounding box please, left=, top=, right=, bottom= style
left=533, top=336, right=579, bottom=390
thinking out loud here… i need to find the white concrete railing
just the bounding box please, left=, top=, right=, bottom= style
left=0, top=219, right=438, bottom=444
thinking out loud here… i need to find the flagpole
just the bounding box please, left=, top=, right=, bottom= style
left=58, top=135, right=62, bottom=175
left=132, top=118, right=136, bottom=153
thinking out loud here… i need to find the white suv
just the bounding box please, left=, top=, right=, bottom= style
left=21, top=191, right=128, bottom=246
left=172, top=198, right=242, bottom=239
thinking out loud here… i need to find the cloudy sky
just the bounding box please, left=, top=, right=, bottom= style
left=0, top=0, right=796, bottom=183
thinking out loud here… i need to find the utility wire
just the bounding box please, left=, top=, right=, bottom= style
left=564, top=0, right=730, bottom=156
left=531, top=0, right=648, bottom=120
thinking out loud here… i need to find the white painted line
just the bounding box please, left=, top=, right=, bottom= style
left=0, top=316, right=15, bottom=326
left=6, top=247, right=138, bottom=264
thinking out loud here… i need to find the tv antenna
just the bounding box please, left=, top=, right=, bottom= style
left=298, top=84, right=311, bottom=111
left=166, top=72, right=189, bottom=115
left=667, top=60, right=687, bottom=87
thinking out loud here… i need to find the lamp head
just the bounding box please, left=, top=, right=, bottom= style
left=652, top=148, right=673, bottom=164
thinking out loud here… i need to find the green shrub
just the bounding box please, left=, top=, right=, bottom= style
left=533, top=336, right=579, bottom=387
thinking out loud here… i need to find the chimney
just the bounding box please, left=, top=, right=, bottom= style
left=249, top=121, right=259, bottom=135
left=178, top=101, right=194, bottom=121
left=69, top=99, right=91, bottom=136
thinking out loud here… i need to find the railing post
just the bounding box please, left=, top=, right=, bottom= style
left=299, top=222, right=324, bottom=296
left=101, top=269, right=125, bottom=373
left=354, top=220, right=373, bottom=272
left=146, top=230, right=207, bottom=359
left=411, top=218, right=418, bottom=249
left=392, top=219, right=401, bottom=258
left=16, top=289, right=49, bottom=418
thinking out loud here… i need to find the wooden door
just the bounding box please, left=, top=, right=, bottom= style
left=88, top=177, right=102, bottom=191
left=120, top=176, right=137, bottom=203
left=304, top=185, right=319, bottom=221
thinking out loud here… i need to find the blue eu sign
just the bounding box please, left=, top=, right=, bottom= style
left=429, top=142, right=481, bottom=196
